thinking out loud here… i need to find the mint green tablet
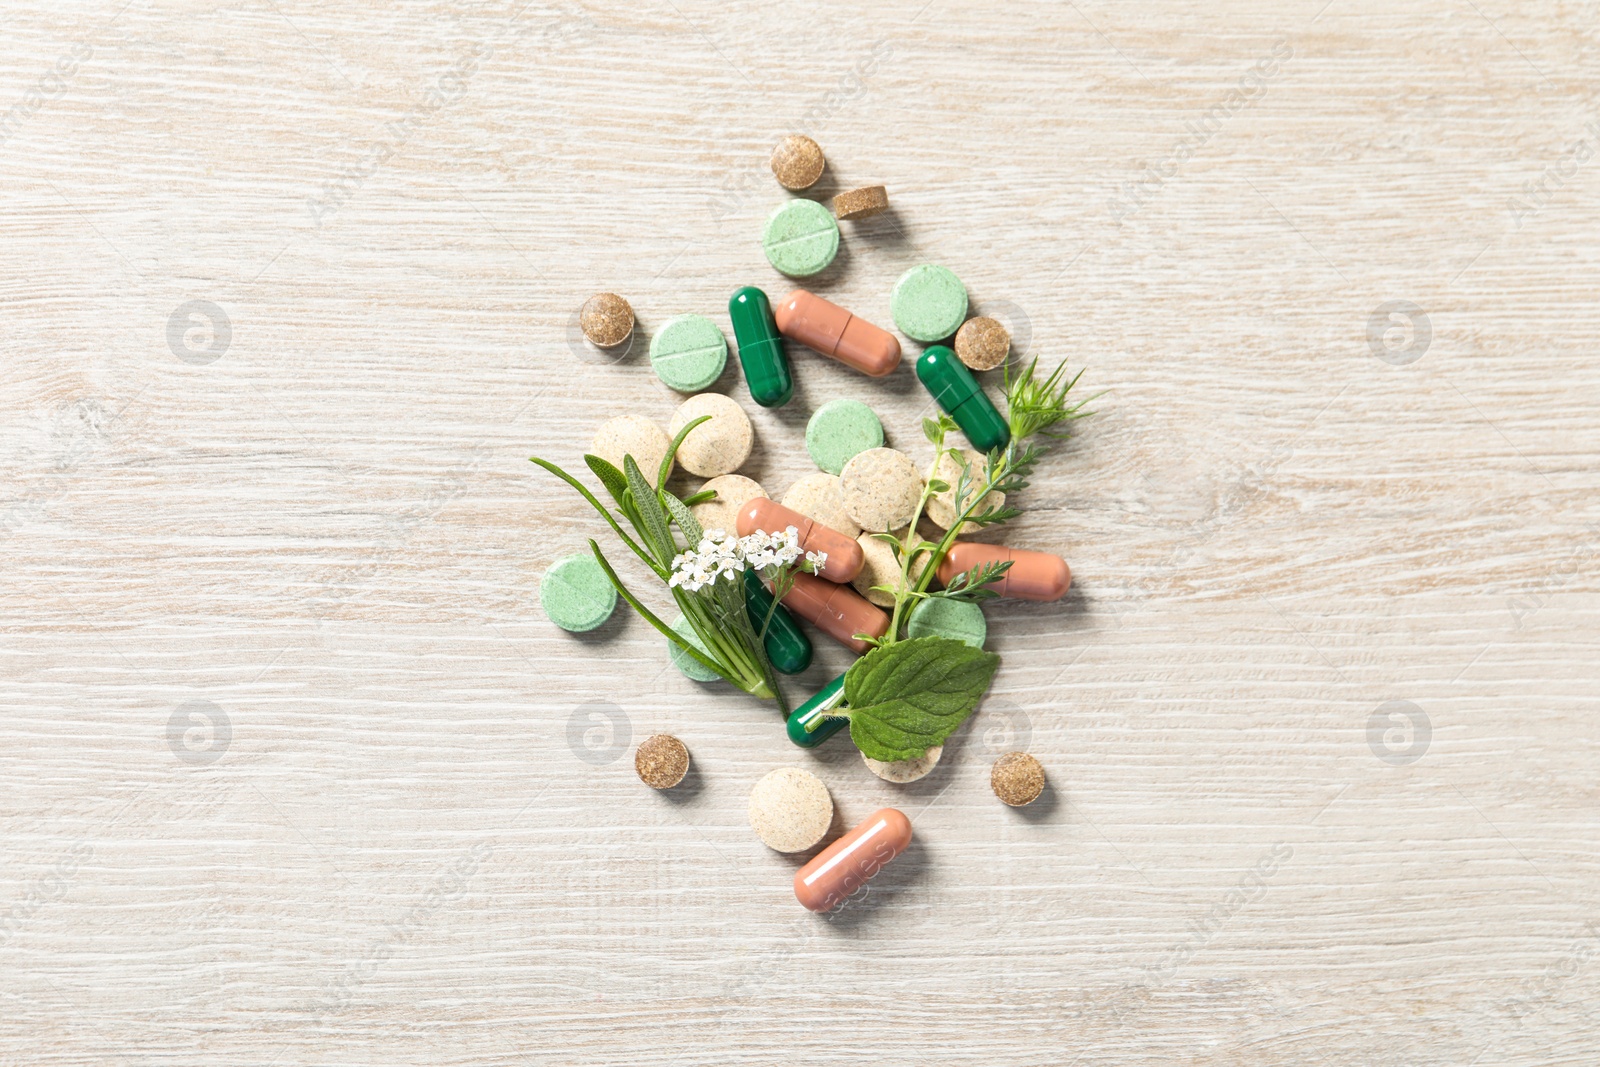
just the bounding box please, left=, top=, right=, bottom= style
left=762, top=199, right=839, bottom=278
left=806, top=399, right=884, bottom=475
left=906, top=597, right=987, bottom=648
left=891, top=264, right=968, bottom=342
left=650, top=314, right=728, bottom=392
left=669, top=613, right=723, bottom=682
left=540, top=553, right=617, bottom=632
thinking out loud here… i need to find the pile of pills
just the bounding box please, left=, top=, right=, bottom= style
left=544, top=134, right=1070, bottom=910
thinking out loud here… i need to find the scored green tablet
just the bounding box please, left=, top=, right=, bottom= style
left=762, top=199, right=839, bottom=278
left=540, top=553, right=618, bottom=632
left=805, top=398, right=884, bottom=475
left=650, top=314, right=728, bottom=392
left=891, top=264, right=968, bottom=342
left=906, top=597, right=987, bottom=649
left=669, top=613, right=723, bottom=682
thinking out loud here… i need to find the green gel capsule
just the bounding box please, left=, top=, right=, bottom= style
left=787, top=672, right=849, bottom=748
left=743, top=570, right=812, bottom=675
left=915, top=345, right=1012, bottom=454
left=728, top=286, right=793, bottom=408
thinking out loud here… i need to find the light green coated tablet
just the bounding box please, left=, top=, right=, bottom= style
left=668, top=612, right=723, bottom=683
left=540, top=553, right=617, bottom=633
left=805, top=399, right=884, bottom=475
left=891, top=264, right=968, bottom=342
left=761, top=199, right=839, bottom=278
left=906, top=597, right=987, bottom=648
left=650, top=314, right=728, bottom=392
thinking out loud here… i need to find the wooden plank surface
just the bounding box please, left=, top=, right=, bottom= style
left=4, top=1, right=1599, bottom=1063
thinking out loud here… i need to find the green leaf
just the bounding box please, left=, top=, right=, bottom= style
left=661, top=491, right=703, bottom=544
left=530, top=457, right=661, bottom=577
left=623, top=455, right=676, bottom=563
left=922, top=417, right=943, bottom=444
left=841, top=636, right=1000, bottom=761
left=584, top=454, right=629, bottom=509
left=682, top=489, right=716, bottom=506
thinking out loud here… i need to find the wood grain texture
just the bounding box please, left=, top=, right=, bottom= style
left=4, top=1, right=1599, bottom=1063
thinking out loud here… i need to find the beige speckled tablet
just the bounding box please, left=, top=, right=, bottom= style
left=839, top=447, right=923, bottom=533
left=863, top=745, right=943, bottom=783
left=668, top=393, right=753, bottom=478
left=851, top=528, right=928, bottom=608
left=748, top=767, right=834, bottom=853
left=780, top=472, right=862, bottom=540
left=590, top=415, right=671, bottom=479
left=926, top=449, right=1006, bottom=534
left=691, top=474, right=765, bottom=536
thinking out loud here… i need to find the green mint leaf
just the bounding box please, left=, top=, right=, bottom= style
left=842, top=636, right=1000, bottom=761
left=584, top=454, right=629, bottom=508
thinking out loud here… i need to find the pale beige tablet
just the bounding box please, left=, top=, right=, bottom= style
left=926, top=448, right=1006, bottom=534
left=590, top=415, right=671, bottom=480
left=690, top=475, right=764, bottom=538
left=669, top=393, right=753, bottom=478
left=780, top=472, right=862, bottom=539
left=851, top=528, right=927, bottom=608
left=748, top=767, right=834, bottom=853
left=863, top=745, right=943, bottom=783
left=839, top=447, right=923, bottom=533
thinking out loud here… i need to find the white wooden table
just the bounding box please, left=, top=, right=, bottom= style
left=5, top=2, right=1598, bottom=1063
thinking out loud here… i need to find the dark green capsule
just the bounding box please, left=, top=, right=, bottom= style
left=786, top=671, right=849, bottom=747
left=743, top=570, right=812, bottom=675
left=915, top=344, right=1012, bottom=453
left=728, top=286, right=793, bottom=408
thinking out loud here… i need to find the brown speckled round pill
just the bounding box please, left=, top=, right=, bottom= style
left=839, top=447, right=924, bottom=533
left=749, top=767, right=834, bottom=852
left=771, top=135, right=825, bottom=190
left=991, top=752, right=1046, bottom=807
left=636, top=734, right=690, bottom=789
left=833, top=185, right=889, bottom=221
left=580, top=292, right=634, bottom=348
left=954, top=316, right=1010, bottom=371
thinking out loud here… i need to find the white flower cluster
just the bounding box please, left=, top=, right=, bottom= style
left=668, top=526, right=827, bottom=593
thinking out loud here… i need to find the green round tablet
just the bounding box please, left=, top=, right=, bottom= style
left=650, top=314, right=728, bottom=392
left=891, top=264, right=969, bottom=342
left=906, top=597, right=987, bottom=648
left=762, top=199, right=839, bottom=278
left=540, top=553, right=617, bottom=633
left=805, top=399, right=884, bottom=475
left=668, top=612, right=724, bottom=682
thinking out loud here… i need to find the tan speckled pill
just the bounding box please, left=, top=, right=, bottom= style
left=668, top=393, right=753, bottom=478
left=580, top=292, right=634, bottom=348
left=770, top=135, right=825, bottom=190
left=926, top=449, right=1006, bottom=534
left=953, top=316, right=1010, bottom=371
left=690, top=474, right=764, bottom=536
left=991, top=752, right=1046, bottom=807
left=833, top=185, right=889, bottom=221
left=749, top=767, right=834, bottom=853
left=635, top=734, right=690, bottom=789
left=590, top=415, right=672, bottom=479
left=863, top=745, right=942, bottom=783
left=839, top=447, right=923, bottom=533
left=851, top=528, right=928, bottom=608
left=781, top=472, right=862, bottom=540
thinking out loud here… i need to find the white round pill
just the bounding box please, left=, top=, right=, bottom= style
left=863, top=745, right=943, bottom=783
left=781, top=472, right=862, bottom=539
left=590, top=415, right=672, bottom=481
left=839, top=447, right=923, bottom=533
left=926, top=448, right=1006, bottom=534
left=669, top=393, right=753, bottom=478
left=690, top=474, right=765, bottom=537
left=748, top=767, right=834, bottom=853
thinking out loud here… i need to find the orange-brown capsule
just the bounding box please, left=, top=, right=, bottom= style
left=780, top=572, right=888, bottom=653
left=737, top=498, right=864, bottom=583
left=772, top=289, right=902, bottom=377
left=794, top=808, right=912, bottom=912
left=936, top=542, right=1071, bottom=602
